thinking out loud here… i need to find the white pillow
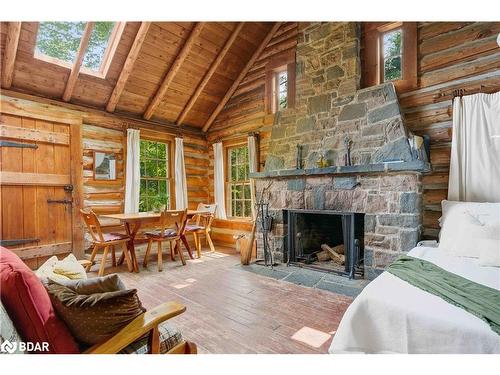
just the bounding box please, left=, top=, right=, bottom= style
left=439, top=200, right=500, bottom=258
left=474, top=223, right=500, bottom=267
left=35, top=254, right=87, bottom=282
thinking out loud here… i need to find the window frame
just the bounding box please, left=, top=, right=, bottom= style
left=33, top=21, right=126, bottom=79
left=381, top=27, right=403, bottom=82
left=362, top=22, right=417, bottom=93
left=224, top=140, right=252, bottom=220
left=138, top=136, right=174, bottom=212
left=265, top=50, right=296, bottom=114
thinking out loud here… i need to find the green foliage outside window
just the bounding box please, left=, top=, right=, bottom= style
left=36, top=22, right=86, bottom=64
left=277, top=70, right=288, bottom=109
left=139, top=140, right=169, bottom=212
left=35, top=21, right=115, bottom=72
left=383, top=29, right=402, bottom=82
left=228, top=146, right=251, bottom=218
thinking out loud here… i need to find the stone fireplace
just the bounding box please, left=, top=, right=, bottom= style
left=251, top=22, right=429, bottom=279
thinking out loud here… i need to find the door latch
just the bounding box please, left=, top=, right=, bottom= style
left=47, top=199, right=73, bottom=205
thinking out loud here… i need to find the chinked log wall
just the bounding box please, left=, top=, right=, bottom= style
left=207, top=21, right=500, bottom=244
left=206, top=22, right=298, bottom=246
left=397, top=22, right=500, bottom=239
left=2, top=91, right=210, bottom=251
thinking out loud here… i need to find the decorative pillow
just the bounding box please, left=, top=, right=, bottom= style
left=0, top=247, right=80, bottom=354
left=46, top=277, right=145, bottom=347
left=439, top=200, right=500, bottom=258
left=54, top=273, right=126, bottom=295
left=52, top=254, right=87, bottom=280
left=36, top=254, right=87, bottom=283
left=0, top=302, right=25, bottom=354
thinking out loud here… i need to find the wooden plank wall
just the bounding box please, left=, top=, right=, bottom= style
left=206, top=22, right=298, bottom=246
left=397, top=22, right=500, bottom=239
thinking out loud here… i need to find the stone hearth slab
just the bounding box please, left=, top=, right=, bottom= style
left=237, top=263, right=369, bottom=298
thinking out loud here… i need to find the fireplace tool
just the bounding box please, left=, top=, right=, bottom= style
left=255, top=201, right=275, bottom=268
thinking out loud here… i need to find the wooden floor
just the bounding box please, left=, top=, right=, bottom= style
left=89, top=245, right=353, bottom=354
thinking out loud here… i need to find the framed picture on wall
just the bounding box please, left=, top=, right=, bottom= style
left=93, top=151, right=117, bottom=180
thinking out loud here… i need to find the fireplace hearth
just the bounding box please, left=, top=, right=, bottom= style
left=285, top=209, right=364, bottom=279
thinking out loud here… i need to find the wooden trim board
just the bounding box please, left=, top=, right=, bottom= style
left=0, top=124, right=70, bottom=145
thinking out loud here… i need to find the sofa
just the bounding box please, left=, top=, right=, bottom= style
left=0, top=246, right=196, bottom=354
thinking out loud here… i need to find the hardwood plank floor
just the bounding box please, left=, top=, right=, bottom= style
left=88, top=246, right=353, bottom=354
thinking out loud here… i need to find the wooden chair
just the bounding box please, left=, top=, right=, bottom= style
left=143, top=209, right=188, bottom=271
left=80, top=209, right=133, bottom=276
left=184, top=203, right=217, bottom=258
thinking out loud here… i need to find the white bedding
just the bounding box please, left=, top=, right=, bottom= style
left=329, top=247, right=500, bottom=354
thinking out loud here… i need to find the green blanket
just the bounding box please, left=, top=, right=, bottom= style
left=387, top=256, right=500, bottom=335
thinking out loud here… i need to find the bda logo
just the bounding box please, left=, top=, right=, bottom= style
left=0, top=339, right=17, bottom=354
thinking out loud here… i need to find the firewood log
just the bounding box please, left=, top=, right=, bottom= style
left=316, top=250, right=331, bottom=262
left=333, top=244, right=344, bottom=255
left=321, top=244, right=345, bottom=265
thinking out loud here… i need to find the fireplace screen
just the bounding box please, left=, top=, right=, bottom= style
left=284, top=209, right=364, bottom=279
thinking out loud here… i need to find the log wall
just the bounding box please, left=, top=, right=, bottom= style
left=206, top=22, right=298, bottom=246
left=398, top=22, right=500, bottom=239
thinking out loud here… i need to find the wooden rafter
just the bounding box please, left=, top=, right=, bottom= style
left=62, top=22, right=94, bottom=102
left=202, top=22, right=282, bottom=133
left=1, top=22, right=22, bottom=89
left=106, top=22, right=151, bottom=112
left=143, top=22, right=205, bottom=120
left=176, top=22, right=245, bottom=126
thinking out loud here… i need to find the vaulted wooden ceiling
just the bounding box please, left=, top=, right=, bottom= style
left=0, top=22, right=281, bottom=131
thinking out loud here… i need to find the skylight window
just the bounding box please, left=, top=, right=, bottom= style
left=35, top=22, right=86, bottom=66
left=83, top=22, right=116, bottom=71
left=34, top=21, right=122, bottom=77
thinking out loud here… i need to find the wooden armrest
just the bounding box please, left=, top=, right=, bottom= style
left=83, top=301, right=186, bottom=354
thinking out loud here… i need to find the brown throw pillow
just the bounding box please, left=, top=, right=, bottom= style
left=54, top=273, right=126, bottom=294
left=46, top=275, right=145, bottom=347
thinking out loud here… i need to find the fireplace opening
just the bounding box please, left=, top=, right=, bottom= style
left=284, top=209, right=364, bottom=278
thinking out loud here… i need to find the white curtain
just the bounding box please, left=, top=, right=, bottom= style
left=213, top=142, right=227, bottom=219
left=448, top=92, right=500, bottom=202
left=248, top=134, right=258, bottom=219
left=124, top=129, right=140, bottom=213
left=175, top=137, right=188, bottom=210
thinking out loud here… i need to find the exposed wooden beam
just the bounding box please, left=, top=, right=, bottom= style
left=202, top=22, right=282, bottom=133
left=106, top=22, right=151, bottom=112
left=1, top=22, right=22, bottom=89
left=143, top=22, right=205, bottom=120
left=176, top=22, right=245, bottom=126
left=62, top=22, right=94, bottom=102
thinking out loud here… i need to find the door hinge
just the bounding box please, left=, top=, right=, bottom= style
left=0, top=238, right=40, bottom=246
left=0, top=140, right=38, bottom=149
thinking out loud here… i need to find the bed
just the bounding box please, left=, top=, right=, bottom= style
left=329, top=246, right=500, bottom=354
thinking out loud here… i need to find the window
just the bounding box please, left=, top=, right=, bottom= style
left=226, top=145, right=251, bottom=218
left=34, top=22, right=123, bottom=76
left=362, top=22, right=417, bottom=92
left=274, top=69, right=288, bottom=111
left=265, top=51, right=296, bottom=114
left=139, top=140, right=170, bottom=212
left=382, top=28, right=402, bottom=82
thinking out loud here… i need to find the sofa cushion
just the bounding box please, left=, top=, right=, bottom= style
left=46, top=277, right=146, bottom=347
left=0, top=247, right=80, bottom=354
left=0, top=302, right=25, bottom=354
left=36, top=254, right=87, bottom=283
left=118, top=321, right=182, bottom=354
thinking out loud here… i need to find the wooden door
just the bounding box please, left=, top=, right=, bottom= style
left=0, top=97, right=83, bottom=268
